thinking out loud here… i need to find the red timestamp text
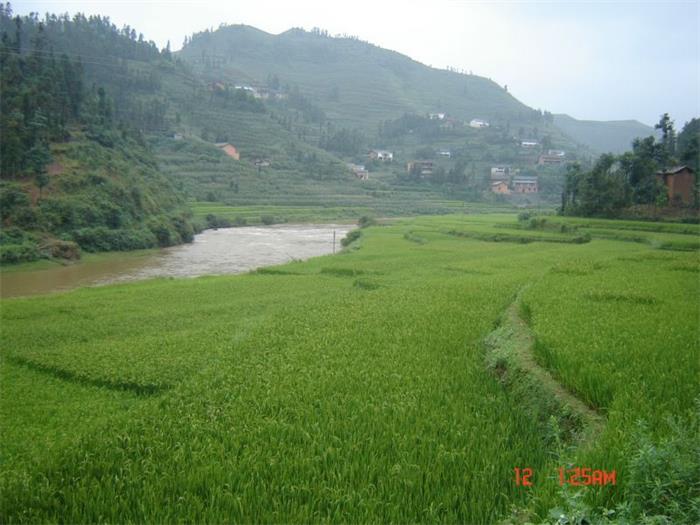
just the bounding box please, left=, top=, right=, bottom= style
left=514, top=467, right=616, bottom=486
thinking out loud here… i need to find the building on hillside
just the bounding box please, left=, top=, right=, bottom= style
left=490, top=166, right=513, bottom=179
left=368, top=149, right=394, bottom=162
left=547, top=149, right=566, bottom=157
left=428, top=112, right=446, bottom=120
left=348, top=163, right=369, bottom=180
left=469, top=118, right=490, bottom=129
left=538, top=154, right=565, bottom=166
left=254, top=158, right=271, bottom=168
left=491, top=180, right=510, bottom=194
left=438, top=149, right=451, bottom=158
left=406, top=160, right=434, bottom=176
left=215, top=143, right=240, bottom=160
left=656, top=166, right=695, bottom=205
left=512, top=176, right=538, bottom=193
left=521, top=140, right=539, bottom=148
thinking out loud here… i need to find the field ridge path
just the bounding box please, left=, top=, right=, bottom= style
left=484, top=287, right=606, bottom=449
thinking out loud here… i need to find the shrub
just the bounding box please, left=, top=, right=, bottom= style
left=0, top=243, right=40, bottom=264
left=0, top=182, right=30, bottom=221
left=71, top=227, right=157, bottom=252
left=205, top=214, right=232, bottom=229
left=42, top=240, right=81, bottom=260
left=341, top=229, right=361, bottom=247
left=358, top=216, right=376, bottom=228
left=0, top=226, right=32, bottom=246
left=170, top=213, right=195, bottom=242
left=261, top=215, right=276, bottom=225
left=528, top=217, right=547, bottom=230
left=233, top=216, right=248, bottom=227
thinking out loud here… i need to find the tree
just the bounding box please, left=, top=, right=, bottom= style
left=655, top=113, right=676, bottom=160
left=677, top=118, right=700, bottom=173
left=33, top=170, right=48, bottom=200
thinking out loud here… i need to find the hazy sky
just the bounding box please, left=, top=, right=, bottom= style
left=17, top=1, right=700, bottom=127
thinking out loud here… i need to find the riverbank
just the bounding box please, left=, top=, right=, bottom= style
left=0, top=223, right=352, bottom=298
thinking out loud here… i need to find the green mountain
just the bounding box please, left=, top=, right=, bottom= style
left=179, top=26, right=538, bottom=131
left=176, top=25, right=598, bottom=204
left=553, top=114, right=657, bottom=153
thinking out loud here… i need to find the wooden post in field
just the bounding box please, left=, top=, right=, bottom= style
left=333, top=230, right=336, bottom=254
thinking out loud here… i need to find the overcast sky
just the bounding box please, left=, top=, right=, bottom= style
left=17, top=0, right=700, bottom=127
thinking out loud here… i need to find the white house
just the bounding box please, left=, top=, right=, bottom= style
left=521, top=140, right=539, bottom=148
left=469, top=119, right=490, bottom=129
left=368, top=149, right=394, bottom=162
left=490, top=166, right=510, bottom=178
left=438, top=149, right=451, bottom=158
left=428, top=112, right=446, bottom=120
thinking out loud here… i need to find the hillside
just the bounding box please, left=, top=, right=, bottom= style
left=179, top=26, right=536, bottom=131
left=180, top=25, right=532, bottom=131
left=553, top=114, right=657, bottom=153
left=0, top=11, right=195, bottom=264
left=177, top=25, right=600, bottom=204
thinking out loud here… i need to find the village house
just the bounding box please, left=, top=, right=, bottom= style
left=538, top=154, right=565, bottom=166
left=215, top=143, right=240, bottom=160
left=254, top=159, right=271, bottom=168
left=428, top=112, right=446, bottom=120
left=656, top=166, right=695, bottom=205
left=368, top=149, right=393, bottom=162
left=347, top=163, right=369, bottom=180
left=469, top=119, right=489, bottom=129
left=406, top=160, right=434, bottom=176
left=490, top=166, right=513, bottom=179
left=491, top=180, right=510, bottom=194
left=521, top=140, right=539, bottom=148
left=438, top=149, right=451, bottom=158
left=547, top=149, right=566, bottom=157
left=512, top=176, right=538, bottom=193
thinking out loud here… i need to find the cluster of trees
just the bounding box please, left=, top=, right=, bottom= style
left=210, top=85, right=265, bottom=113
left=561, top=114, right=699, bottom=216
left=0, top=4, right=183, bottom=137
left=0, top=5, right=199, bottom=263
left=378, top=113, right=453, bottom=141
left=286, top=85, right=326, bottom=123
left=319, top=126, right=364, bottom=156
left=0, top=13, right=86, bottom=176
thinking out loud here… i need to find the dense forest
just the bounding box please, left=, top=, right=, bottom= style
left=561, top=114, right=699, bottom=217
left=0, top=5, right=195, bottom=263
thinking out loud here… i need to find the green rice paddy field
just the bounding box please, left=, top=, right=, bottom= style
left=1, top=214, right=698, bottom=523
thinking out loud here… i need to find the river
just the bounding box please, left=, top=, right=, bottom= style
left=0, top=224, right=353, bottom=299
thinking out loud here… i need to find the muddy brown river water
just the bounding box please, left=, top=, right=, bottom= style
left=0, top=224, right=353, bottom=298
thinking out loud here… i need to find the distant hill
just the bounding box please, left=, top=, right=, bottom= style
left=553, top=114, right=657, bottom=154
left=179, top=26, right=539, bottom=131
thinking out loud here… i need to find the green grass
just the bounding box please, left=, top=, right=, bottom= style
left=1, top=214, right=697, bottom=523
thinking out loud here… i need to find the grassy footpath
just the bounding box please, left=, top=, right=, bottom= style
left=1, top=214, right=698, bottom=523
